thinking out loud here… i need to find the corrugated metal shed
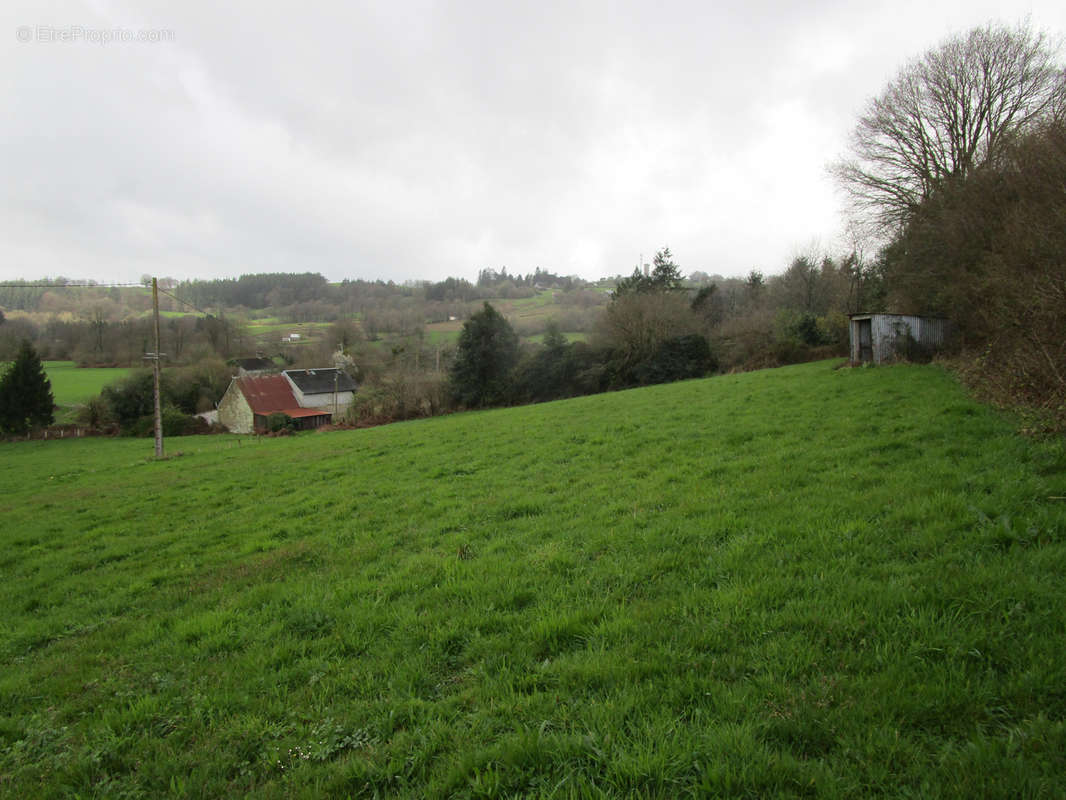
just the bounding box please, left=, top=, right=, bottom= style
left=849, top=313, right=951, bottom=364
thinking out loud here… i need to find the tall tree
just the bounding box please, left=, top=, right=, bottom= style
left=449, top=302, right=519, bottom=408
left=0, top=340, right=54, bottom=434
left=832, top=22, right=1066, bottom=232
left=512, top=321, right=576, bottom=403
left=616, top=247, right=685, bottom=296
left=744, top=270, right=765, bottom=307
left=650, top=247, right=684, bottom=290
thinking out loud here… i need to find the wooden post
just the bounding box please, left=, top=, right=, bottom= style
left=152, top=277, right=164, bottom=459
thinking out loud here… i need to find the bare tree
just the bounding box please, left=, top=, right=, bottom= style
left=596, top=291, right=699, bottom=373
left=832, top=21, right=1065, bottom=232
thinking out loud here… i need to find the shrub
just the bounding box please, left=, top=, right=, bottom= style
left=345, top=371, right=447, bottom=425
left=265, top=413, right=294, bottom=433
left=101, top=371, right=159, bottom=430
left=633, top=334, right=716, bottom=385
left=130, top=406, right=205, bottom=438
left=75, top=396, right=112, bottom=430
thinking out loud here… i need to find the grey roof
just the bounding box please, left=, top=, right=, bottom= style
left=234, top=357, right=276, bottom=371
left=283, top=368, right=357, bottom=394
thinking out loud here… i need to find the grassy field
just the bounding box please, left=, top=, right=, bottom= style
left=41, top=361, right=132, bottom=406
left=244, top=322, right=317, bottom=335
left=155, top=311, right=204, bottom=320
left=422, top=323, right=587, bottom=347
left=241, top=321, right=332, bottom=354
left=495, top=295, right=570, bottom=326
left=525, top=332, right=589, bottom=344
left=1, top=361, right=1064, bottom=797
left=423, top=326, right=462, bottom=346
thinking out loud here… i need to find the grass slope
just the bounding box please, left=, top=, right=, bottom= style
left=42, top=361, right=132, bottom=406
left=1, top=361, right=1064, bottom=798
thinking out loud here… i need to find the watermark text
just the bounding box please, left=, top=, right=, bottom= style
left=16, top=25, right=175, bottom=45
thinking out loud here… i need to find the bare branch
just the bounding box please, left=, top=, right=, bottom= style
left=831, top=21, right=1066, bottom=233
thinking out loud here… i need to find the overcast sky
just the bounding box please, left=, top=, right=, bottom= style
left=2, top=1, right=1063, bottom=286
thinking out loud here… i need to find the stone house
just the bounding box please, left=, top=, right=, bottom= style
left=217, top=374, right=333, bottom=434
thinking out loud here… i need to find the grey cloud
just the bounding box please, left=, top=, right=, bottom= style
left=2, top=0, right=1064, bottom=283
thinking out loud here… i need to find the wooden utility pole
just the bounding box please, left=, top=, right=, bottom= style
left=149, top=277, right=164, bottom=458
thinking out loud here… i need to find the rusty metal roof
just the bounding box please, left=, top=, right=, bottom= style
left=281, top=407, right=331, bottom=419
left=236, top=375, right=301, bottom=415
left=234, top=375, right=333, bottom=421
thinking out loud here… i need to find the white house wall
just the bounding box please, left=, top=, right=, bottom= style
left=292, top=389, right=355, bottom=410
left=292, top=388, right=353, bottom=413
left=283, top=372, right=354, bottom=412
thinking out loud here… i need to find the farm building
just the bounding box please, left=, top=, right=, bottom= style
left=849, top=313, right=951, bottom=364
left=283, top=368, right=357, bottom=416
left=217, top=374, right=334, bottom=434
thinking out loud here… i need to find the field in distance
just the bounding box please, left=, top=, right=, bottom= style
left=41, top=361, right=132, bottom=405
left=1, top=361, right=1064, bottom=797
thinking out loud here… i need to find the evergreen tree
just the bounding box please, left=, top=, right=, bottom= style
left=614, top=247, right=684, bottom=296
left=512, top=321, right=574, bottom=403
left=449, top=302, right=519, bottom=407
left=650, top=247, right=683, bottom=290
left=0, top=340, right=54, bottom=434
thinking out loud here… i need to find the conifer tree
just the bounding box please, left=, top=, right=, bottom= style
left=0, top=340, right=54, bottom=434
left=449, top=302, right=518, bottom=408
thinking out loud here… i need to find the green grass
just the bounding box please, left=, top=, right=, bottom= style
left=242, top=322, right=331, bottom=352
left=41, top=361, right=132, bottom=406
left=496, top=295, right=563, bottom=323
left=423, top=325, right=585, bottom=347
left=244, top=322, right=331, bottom=334
left=155, top=311, right=203, bottom=319
left=503, top=293, right=557, bottom=310
left=1, top=361, right=1065, bottom=797
left=423, top=328, right=462, bottom=346
left=525, top=331, right=588, bottom=344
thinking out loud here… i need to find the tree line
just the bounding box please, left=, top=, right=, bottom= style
left=0, top=311, right=249, bottom=367
left=440, top=246, right=876, bottom=414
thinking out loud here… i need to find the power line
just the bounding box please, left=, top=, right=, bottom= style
left=156, top=286, right=219, bottom=317
left=0, top=279, right=228, bottom=319
left=0, top=282, right=144, bottom=288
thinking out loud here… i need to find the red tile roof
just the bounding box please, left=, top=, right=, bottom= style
left=235, top=375, right=329, bottom=418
